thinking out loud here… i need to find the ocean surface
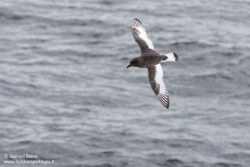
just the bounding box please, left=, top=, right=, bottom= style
left=0, top=0, right=250, bottom=166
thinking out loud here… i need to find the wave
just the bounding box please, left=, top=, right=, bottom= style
left=162, top=158, right=183, bottom=166
left=213, top=162, right=242, bottom=167
left=194, top=73, right=232, bottom=81
left=170, top=41, right=214, bottom=48
left=0, top=10, right=25, bottom=21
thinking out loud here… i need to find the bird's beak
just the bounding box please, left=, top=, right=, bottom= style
left=127, top=64, right=131, bottom=68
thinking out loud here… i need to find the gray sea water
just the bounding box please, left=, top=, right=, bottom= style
left=0, top=0, right=250, bottom=167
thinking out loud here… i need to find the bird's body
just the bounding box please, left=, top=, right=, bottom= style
left=129, top=50, right=171, bottom=68
left=127, top=18, right=179, bottom=109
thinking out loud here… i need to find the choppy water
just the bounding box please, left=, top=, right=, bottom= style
left=0, top=0, right=250, bottom=166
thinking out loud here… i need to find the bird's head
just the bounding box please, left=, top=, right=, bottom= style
left=127, top=57, right=139, bottom=68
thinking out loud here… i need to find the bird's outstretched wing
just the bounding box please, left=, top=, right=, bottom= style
left=147, top=64, right=170, bottom=109
left=132, top=18, right=154, bottom=53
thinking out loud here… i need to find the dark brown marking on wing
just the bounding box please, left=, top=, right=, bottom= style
left=133, top=18, right=146, bottom=33
left=157, top=96, right=166, bottom=105
left=161, top=94, right=169, bottom=103
left=157, top=94, right=170, bottom=109
left=132, top=28, right=149, bottom=53
left=147, top=66, right=160, bottom=95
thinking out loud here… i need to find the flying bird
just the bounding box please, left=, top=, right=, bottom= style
left=127, top=18, right=178, bottom=109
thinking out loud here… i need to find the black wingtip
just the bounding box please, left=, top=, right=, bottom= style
left=133, top=18, right=142, bottom=23
left=173, top=52, right=178, bottom=61
left=165, top=102, right=170, bottom=109
left=164, top=102, right=170, bottom=109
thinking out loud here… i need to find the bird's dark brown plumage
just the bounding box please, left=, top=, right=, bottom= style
left=127, top=18, right=178, bottom=109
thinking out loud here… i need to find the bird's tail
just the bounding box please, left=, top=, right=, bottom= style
left=160, top=52, right=178, bottom=63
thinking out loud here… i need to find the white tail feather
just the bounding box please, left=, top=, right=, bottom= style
left=161, top=52, right=178, bottom=63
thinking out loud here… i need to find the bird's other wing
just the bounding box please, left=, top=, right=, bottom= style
left=132, top=18, right=154, bottom=53
left=147, top=64, right=170, bottom=109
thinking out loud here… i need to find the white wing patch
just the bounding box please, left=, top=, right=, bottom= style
left=132, top=18, right=154, bottom=50
left=155, top=64, right=169, bottom=108
left=155, top=64, right=167, bottom=94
